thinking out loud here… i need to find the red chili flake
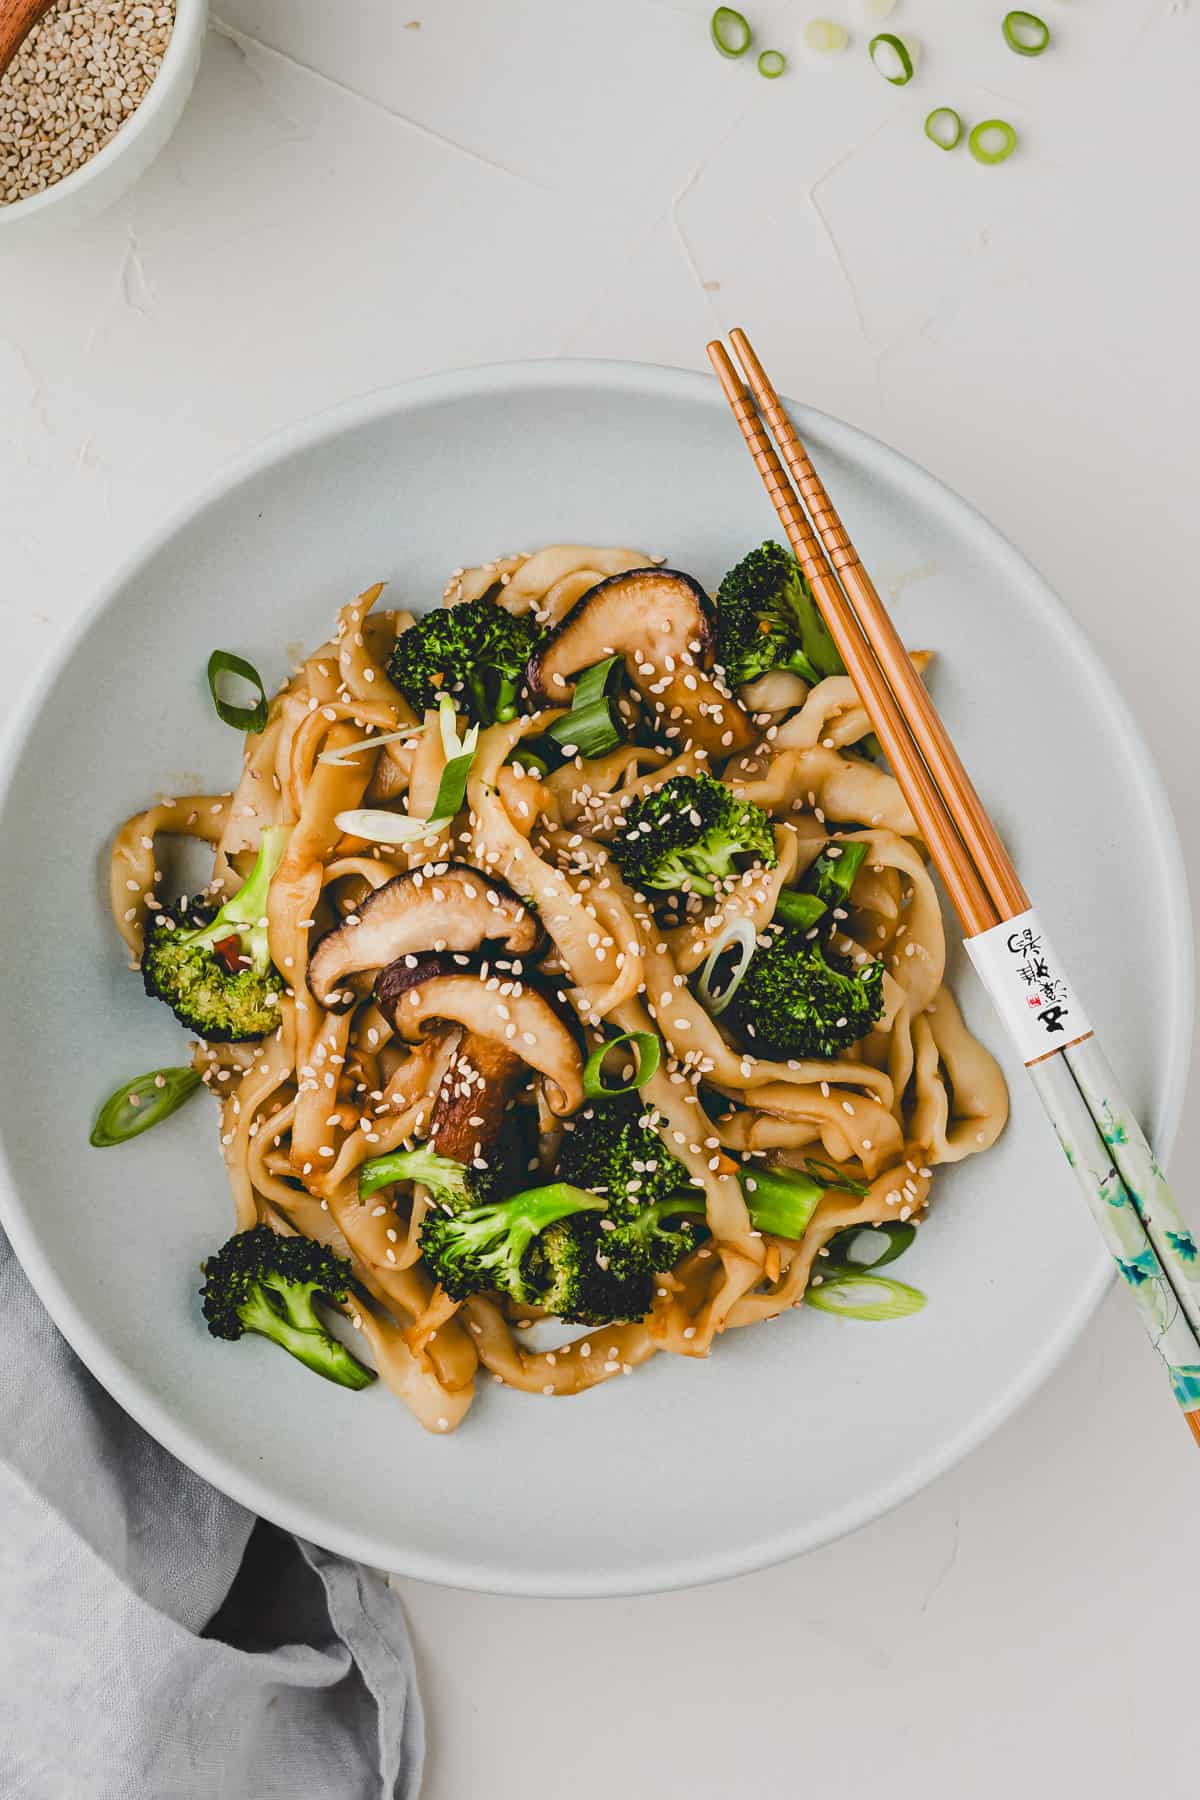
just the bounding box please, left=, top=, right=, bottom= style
left=212, top=934, right=245, bottom=974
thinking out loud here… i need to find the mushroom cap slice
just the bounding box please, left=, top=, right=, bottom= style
left=427, top=1030, right=527, bottom=1177
left=308, top=864, right=541, bottom=1011
left=524, top=567, right=755, bottom=757
left=376, top=954, right=584, bottom=1117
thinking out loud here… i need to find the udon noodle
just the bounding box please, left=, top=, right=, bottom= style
left=108, top=545, right=1007, bottom=1432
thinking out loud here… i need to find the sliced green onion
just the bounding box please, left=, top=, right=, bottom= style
left=507, top=747, right=550, bottom=778
left=757, top=48, right=786, bottom=77
left=90, top=1067, right=202, bottom=1148
left=415, top=693, right=479, bottom=821
left=864, top=0, right=895, bottom=18
left=697, top=916, right=759, bottom=1016
left=924, top=107, right=963, bottom=151
left=333, top=809, right=443, bottom=846
left=711, top=6, right=752, bottom=57
left=582, top=1030, right=662, bottom=1099
left=773, top=889, right=828, bottom=931
left=428, top=752, right=474, bottom=822
left=319, top=724, right=426, bottom=768
left=207, top=651, right=268, bottom=734
left=969, top=118, right=1018, bottom=164
left=1002, top=10, right=1050, bottom=55
left=869, top=31, right=913, bottom=83
left=335, top=701, right=477, bottom=843
left=544, top=655, right=623, bottom=760
left=802, top=1156, right=870, bottom=1197
left=805, top=18, right=848, bottom=51
left=805, top=1272, right=926, bottom=1319
left=824, top=1219, right=916, bottom=1268
left=738, top=1165, right=823, bottom=1239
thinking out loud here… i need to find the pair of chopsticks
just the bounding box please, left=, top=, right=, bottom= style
left=709, top=328, right=1200, bottom=1446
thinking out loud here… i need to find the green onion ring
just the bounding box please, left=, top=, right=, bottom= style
left=757, top=48, right=786, bottom=78
left=582, top=1030, right=663, bottom=1099
left=804, top=1272, right=926, bottom=1320
left=869, top=32, right=913, bottom=84
left=969, top=118, right=1018, bottom=164
left=924, top=107, right=963, bottom=151
left=711, top=6, right=752, bottom=57
left=1002, top=10, right=1050, bottom=55
left=90, top=1067, right=203, bottom=1147
left=697, top=916, right=759, bottom=1016
left=207, top=650, right=269, bottom=734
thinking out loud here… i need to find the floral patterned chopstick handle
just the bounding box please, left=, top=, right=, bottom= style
left=1065, top=1037, right=1200, bottom=1387
left=1028, top=1048, right=1200, bottom=1425
left=968, top=906, right=1200, bottom=1434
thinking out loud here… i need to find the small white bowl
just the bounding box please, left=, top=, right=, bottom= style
left=0, top=0, right=207, bottom=248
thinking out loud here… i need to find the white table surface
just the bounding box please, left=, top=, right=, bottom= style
left=3, top=3, right=1197, bottom=1794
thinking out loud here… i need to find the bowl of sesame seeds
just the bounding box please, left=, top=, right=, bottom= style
left=0, top=0, right=206, bottom=242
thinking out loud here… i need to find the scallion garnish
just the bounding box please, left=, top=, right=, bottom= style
left=319, top=724, right=426, bottom=768
left=803, top=1156, right=871, bottom=1197
left=823, top=1219, right=916, bottom=1268
left=757, top=48, right=786, bottom=77
left=1002, top=10, right=1050, bottom=55
left=697, top=916, right=759, bottom=1016
left=90, top=1067, right=202, bottom=1148
left=924, top=106, right=963, bottom=151
left=805, top=1272, right=926, bottom=1319
left=207, top=650, right=269, bottom=734
left=804, top=18, right=848, bottom=52
left=869, top=31, right=913, bottom=83
left=333, top=809, right=444, bottom=846
left=969, top=118, right=1018, bottom=164
left=738, top=1164, right=824, bottom=1239
left=429, top=695, right=480, bottom=819
left=544, top=655, right=624, bottom=760
left=710, top=6, right=752, bottom=57
left=773, top=889, right=828, bottom=931
left=335, top=700, right=478, bottom=846
left=582, top=1030, right=663, bottom=1099
left=507, top=747, right=550, bottom=778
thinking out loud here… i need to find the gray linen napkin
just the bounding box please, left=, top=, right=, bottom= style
left=0, top=1227, right=424, bottom=1800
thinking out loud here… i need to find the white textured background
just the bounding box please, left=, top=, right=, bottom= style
left=3, top=4, right=1197, bottom=1795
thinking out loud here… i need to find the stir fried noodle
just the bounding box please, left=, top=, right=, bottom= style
left=108, top=544, right=1007, bottom=1432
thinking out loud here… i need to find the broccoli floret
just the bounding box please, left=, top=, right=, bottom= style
left=774, top=838, right=869, bottom=932
left=804, top=838, right=868, bottom=913
left=603, top=1200, right=699, bottom=1283
left=556, top=1092, right=694, bottom=1207
left=358, top=1144, right=495, bottom=1211
left=721, top=925, right=884, bottom=1061
left=419, top=1181, right=605, bottom=1304
left=142, top=825, right=290, bottom=1042
left=200, top=1227, right=375, bottom=1390
left=715, top=541, right=844, bottom=690
left=527, top=1217, right=654, bottom=1325
left=611, top=772, right=777, bottom=898
left=387, top=599, right=543, bottom=725
left=556, top=1094, right=702, bottom=1277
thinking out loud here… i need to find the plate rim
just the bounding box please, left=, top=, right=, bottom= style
left=0, top=357, right=1191, bottom=1596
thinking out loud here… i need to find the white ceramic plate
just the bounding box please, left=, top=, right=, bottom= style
left=0, top=363, right=1190, bottom=1596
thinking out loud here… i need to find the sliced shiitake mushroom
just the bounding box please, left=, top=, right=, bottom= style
left=426, top=1031, right=528, bottom=1182
left=524, top=567, right=755, bottom=757
left=308, top=864, right=541, bottom=1011
left=376, top=953, right=583, bottom=1116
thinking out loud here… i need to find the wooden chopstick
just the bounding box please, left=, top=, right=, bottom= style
left=709, top=327, right=1200, bottom=1445
left=727, top=327, right=1030, bottom=928
left=705, top=339, right=998, bottom=936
